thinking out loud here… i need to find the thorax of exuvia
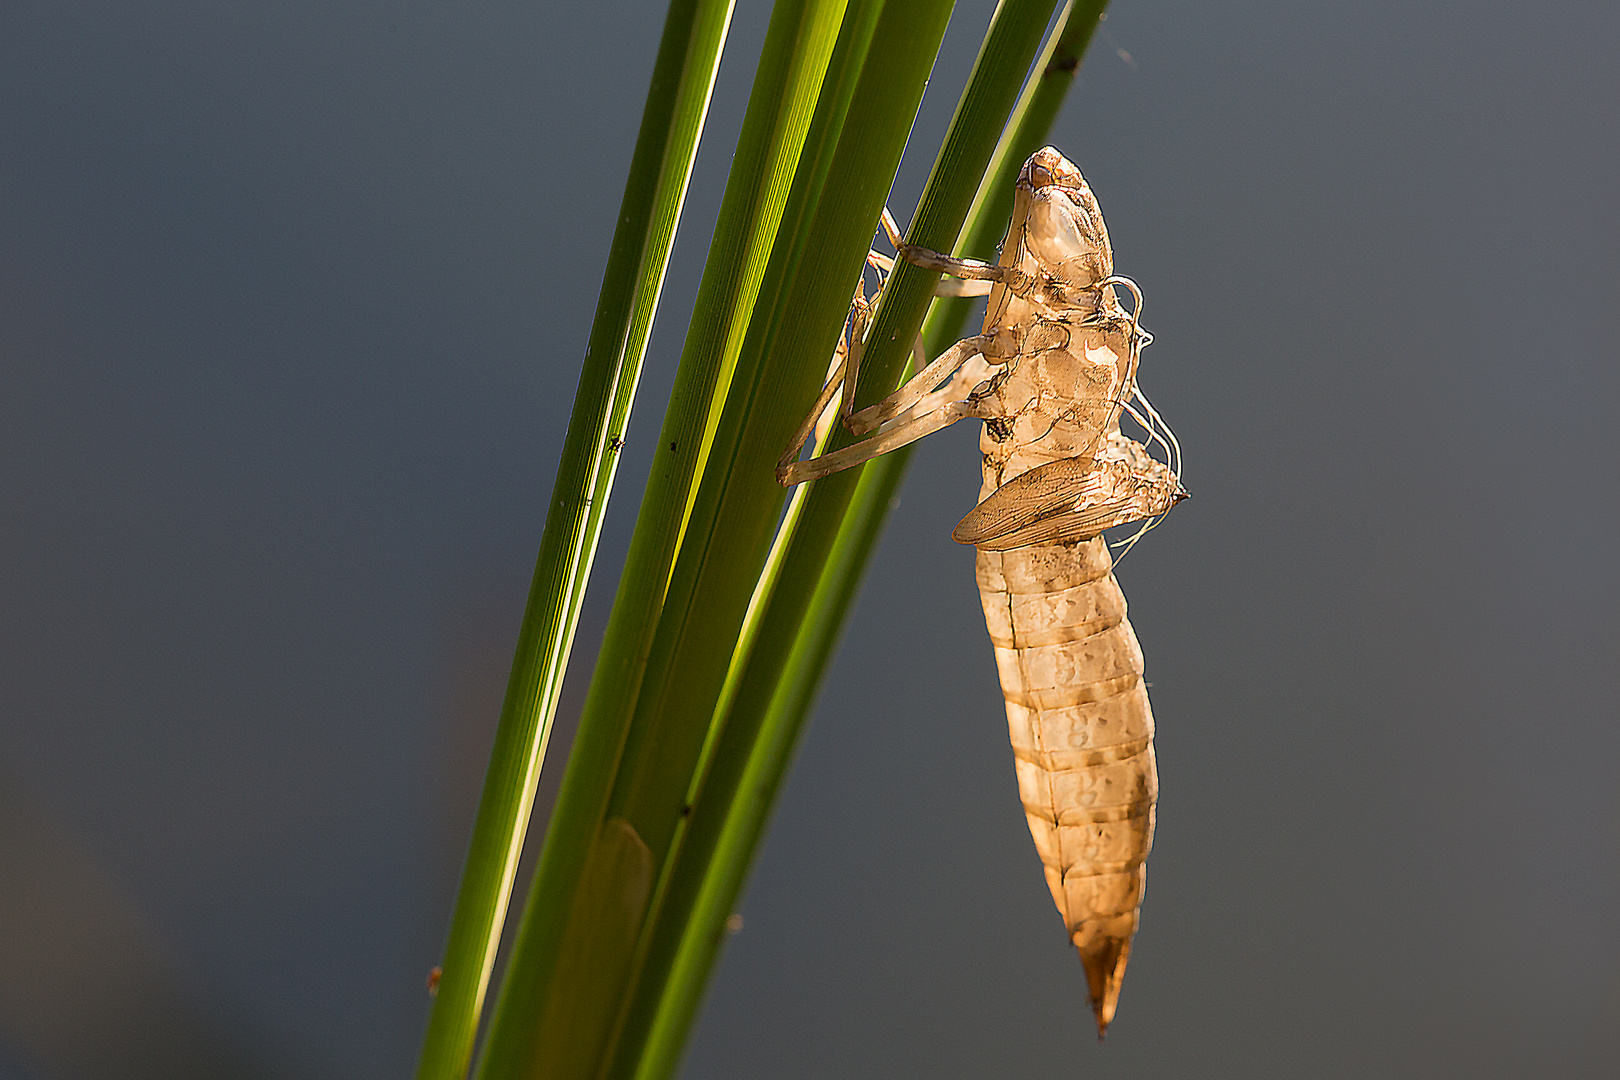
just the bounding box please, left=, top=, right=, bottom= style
left=977, top=298, right=1136, bottom=484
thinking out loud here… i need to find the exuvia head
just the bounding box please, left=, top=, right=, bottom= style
left=1017, top=147, right=1114, bottom=294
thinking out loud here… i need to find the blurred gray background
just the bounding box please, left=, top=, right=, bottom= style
left=2, top=1, right=1616, bottom=1077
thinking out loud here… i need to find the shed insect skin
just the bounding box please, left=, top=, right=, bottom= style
left=779, top=148, right=1185, bottom=1037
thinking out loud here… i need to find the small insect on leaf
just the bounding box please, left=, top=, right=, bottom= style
left=779, top=148, right=1185, bottom=1036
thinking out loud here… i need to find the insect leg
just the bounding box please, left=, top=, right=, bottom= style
left=876, top=207, right=1003, bottom=296
left=778, top=206, right=1003, bottom=485
left=836, top=297, right=875, bottom=427
left=845, top=334, right=997, bottom=435
left=834, top=270, right=969, bottom=428
left=776, top=290, right=870, bottom=479
left=894, top=353, right=993, bottom=425
left=896, top=245, right=1015, bottom=284
left=777, top=395, right=987, bottom=486
left=931, top=276, right=995, bottom=298
left=796, top=232, right=956, bottom=463
left=866, top=248, right=991, bottom=297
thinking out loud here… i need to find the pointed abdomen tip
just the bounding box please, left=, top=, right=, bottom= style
left=1076, top=934, right=1133, bottom=1039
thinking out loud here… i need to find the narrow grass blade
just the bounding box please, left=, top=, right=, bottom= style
left=590, top=1, right=961, bottom=1076
left=412, top=3, right=734, bottom=1079
left=616, top=4, right=1113, bottom=1077
left=472, top=2, right=862, bottom=1077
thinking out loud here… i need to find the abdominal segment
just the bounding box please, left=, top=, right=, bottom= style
left=975, top=537, right=1157, bottom=1035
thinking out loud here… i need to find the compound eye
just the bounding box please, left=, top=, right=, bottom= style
left=1023, top=191, right=1102, bottom=286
